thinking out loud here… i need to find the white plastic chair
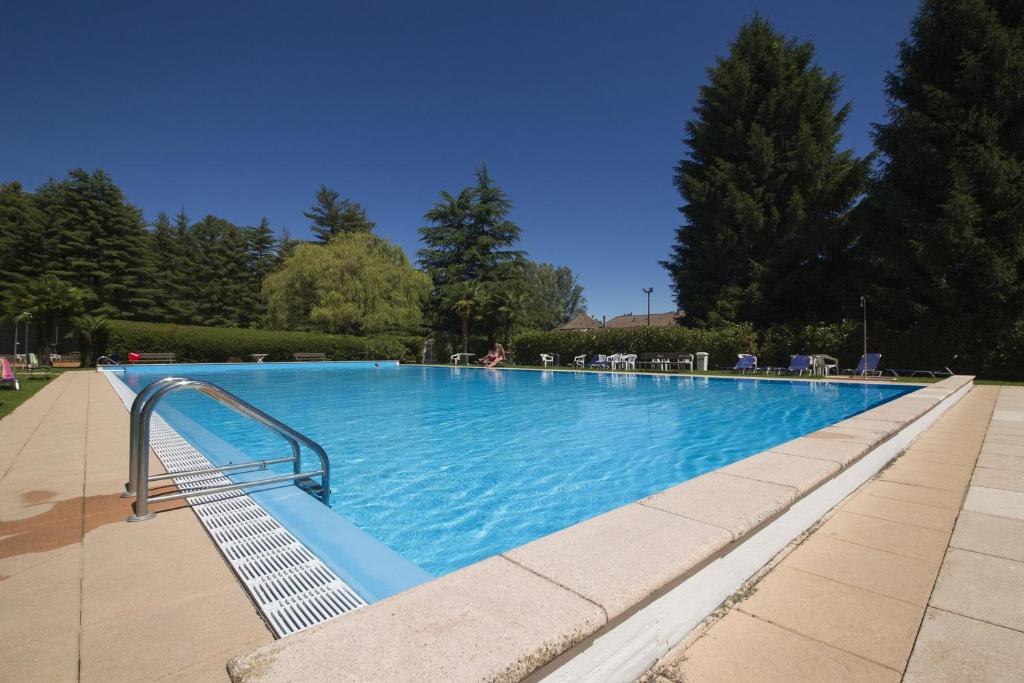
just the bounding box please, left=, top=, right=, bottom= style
left=540, top=353, right=555, bottom=367
left=607, top=353, right=624, bottom=370
left=573, top=354, right=586, bottom=368
left=623, top=353, right=637, bottom=370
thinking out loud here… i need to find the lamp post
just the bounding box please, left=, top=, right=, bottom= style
left=643, top=288, right=654, bottom=326
left=860, top=296, right=868, bottom=376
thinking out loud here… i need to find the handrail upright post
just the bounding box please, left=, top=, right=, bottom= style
left=128, top=381, right=183, bottom=521
left=126, top=378, right=173, bottom=497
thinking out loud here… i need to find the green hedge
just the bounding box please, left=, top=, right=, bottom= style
left=513, top=320, right=1023, bottom=380
left=103, top=320, right=422, bottom=363
left=512, top=324, right=758, bottom=368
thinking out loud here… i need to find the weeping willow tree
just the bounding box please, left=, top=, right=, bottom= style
left=263, top=232, right=431, bottom=335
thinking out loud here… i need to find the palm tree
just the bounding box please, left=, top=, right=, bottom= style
left=492, top=283, right=528, bottom=345
left=446, top=282, right=486, bottom=353
left=4, top=275, right=85, bottom=360
left=70, top=314, right=111, bottom=367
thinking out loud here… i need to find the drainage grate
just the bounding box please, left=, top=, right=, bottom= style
left=104, top=372, right=366, bottom=637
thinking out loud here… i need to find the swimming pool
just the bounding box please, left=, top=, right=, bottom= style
left=119, top=364, right=914, bottom=576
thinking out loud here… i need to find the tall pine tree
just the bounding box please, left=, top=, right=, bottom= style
left=859, top=0, right=1024, bottom=369
left=663, top=17, right=869, bottom=326
left=303, top=185, right=375, bottom=242
left=33, top=169, right=158, bottom=318
left=418, top=166, right=525, bottom=344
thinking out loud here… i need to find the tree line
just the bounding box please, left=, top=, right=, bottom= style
left=664, top=1, right=1024, bottom=370
left=0, top=166, right=586, bottom=357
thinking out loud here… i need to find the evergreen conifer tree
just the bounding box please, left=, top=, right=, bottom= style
left=859, top=0, right=1024, bottom=367
left=663, top=17, right=868, bottom=325
left=418, top=166, right=525, bottom=343
left=303, top=185, right=375, bottom=242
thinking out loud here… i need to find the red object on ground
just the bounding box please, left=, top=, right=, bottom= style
left=128, top=352, right=140, bottom=362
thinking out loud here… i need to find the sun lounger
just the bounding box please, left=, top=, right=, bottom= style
left=1, top=357, right=20, bottom=390
left=293, top=352, right=327, bottom=362
left=843, top=353, right=882, bottom=376
left=731, top=354, right=757, bottom=373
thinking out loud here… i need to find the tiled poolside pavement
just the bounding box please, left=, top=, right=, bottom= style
left=643, top=385, right=1024, bottom=682
left=3, top=373, right=1020, bottom=682
left=0, top=371, right=272, bottom=682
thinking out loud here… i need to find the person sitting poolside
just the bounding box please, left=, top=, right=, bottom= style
left=481, top=344, right=506, bottom=368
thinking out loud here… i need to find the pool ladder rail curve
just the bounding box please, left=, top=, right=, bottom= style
left=124, top=376, right=332, bottom=522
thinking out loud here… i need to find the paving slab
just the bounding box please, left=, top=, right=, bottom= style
left=971, top=466, right=1024, bottom=492
left=840, top=490, right=959, bottom=532
left=504, top=502, right=732, bottom=619
left=963, top=485, right=1024, bottom=520
left=721, top=450, right=840, bottom=490
left=783, top=535, right=940, bottom=606
left=640, top=472, right=797, bottom=539
left=929, top=547, right=1024, bottom=631
left=737, top=566, right=920, bottom=671
left=974, top=444, right=1024, bottom=458
left=905, top=608, right=1024, bottom=682
left=949, top=510, right=1024, bottom=562
left=656, top=610, right=899, bottom=683
left=815, top=510, right=950, bottom=564
left=769, top=437, right=869, bottom=466
left=855, top=479, right=964, bottom=510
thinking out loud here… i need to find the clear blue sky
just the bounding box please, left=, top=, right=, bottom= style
left=1, top=1, right=919, bottom=321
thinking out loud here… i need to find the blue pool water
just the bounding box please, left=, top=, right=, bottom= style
left=120, top=364, right=914, bottom=576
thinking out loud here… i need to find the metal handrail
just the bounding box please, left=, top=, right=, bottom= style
left=96, top=355, right=120, bottom=366
left=126, top=377, right=331, bottom=522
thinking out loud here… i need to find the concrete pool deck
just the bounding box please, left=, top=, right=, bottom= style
left=642, top=384, right=1024, bottom=682
left=1, top=369, right=1015, bottom=681
left=0, top=371, right=272, bottom=682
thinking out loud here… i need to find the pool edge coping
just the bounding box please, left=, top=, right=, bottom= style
left=225, top=374, right=973, bottom=682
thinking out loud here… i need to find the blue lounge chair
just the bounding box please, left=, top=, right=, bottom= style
left=845, top=353, right=882, bottom=376
left=732, top=354, right=757, bottom=373
left=787, top=354, right=813, bottom=376
left=587, top=354, right=611, bottom=369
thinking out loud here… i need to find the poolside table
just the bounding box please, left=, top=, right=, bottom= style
left=450, top=353, right=474, bottom=365
left=811, top=354, right=839, bottom=376
left=250, top=353, right=268, bottom=363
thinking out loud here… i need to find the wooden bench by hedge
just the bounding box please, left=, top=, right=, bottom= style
left=292, top=353, right=327, bottom=362
left=131, top=352, right=176, bottom=364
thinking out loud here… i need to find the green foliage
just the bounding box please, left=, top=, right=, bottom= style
left=418, top=166, right=526, bottom=342
left=263, top=233, right=430, bottom=335
left=512, top=324, right=758, bottom=368
left=103, top=320, right=415, bottom=362
left=0, top=182, right=47, bottom=297
left=303, top=185, right=375, bottom=242
left=70, top=314, right=111, bottom=366
left=6, top=169, right=158, bottom=318
left=664, top=17, right=869, bottom=326
left=4, top=275, right=86, bottom=354
left=857, top=0, right=1024, bottom=369
left=519, top=262, right=587, bottom=331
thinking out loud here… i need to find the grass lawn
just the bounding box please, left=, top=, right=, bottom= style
left=0, top=369, right=68, bottom=420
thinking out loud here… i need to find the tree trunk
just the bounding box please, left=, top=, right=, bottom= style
left=461, top=315, right=469, bottom=353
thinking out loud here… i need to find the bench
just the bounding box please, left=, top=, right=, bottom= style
left=130, top=352, right=176, bottom=364
left=293, top=353, right=327, bottom=362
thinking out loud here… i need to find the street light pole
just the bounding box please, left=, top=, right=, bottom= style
left=643, top=288, right=654, bottom=326
left=861, top=295, right=868, bottom=376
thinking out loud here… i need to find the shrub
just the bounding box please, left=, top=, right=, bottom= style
left=103, top=320, right=418, bottom=362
